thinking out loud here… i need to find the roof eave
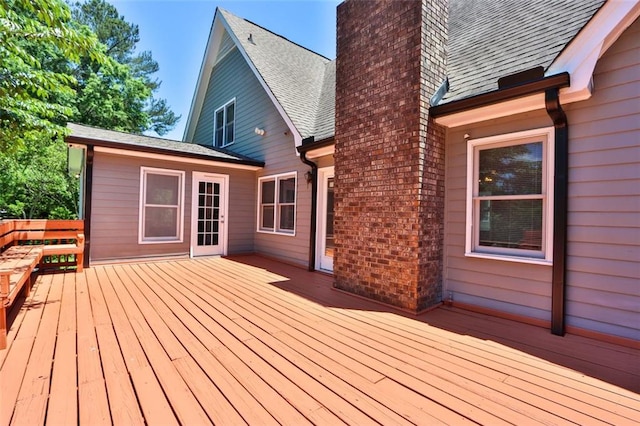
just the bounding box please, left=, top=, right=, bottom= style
left=433, top=0, right=640, bottom=129
left=547, top=0, right=640, bottom=101
left=429, top=73, right=570, bottom=127
left=183, top=8, right=225, bottom=142
left=66, top=135, right=265, bottom=169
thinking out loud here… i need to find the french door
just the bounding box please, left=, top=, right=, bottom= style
left=191, top=172, right=228, bottom=257
left=317, top=167, right=334, bottom=272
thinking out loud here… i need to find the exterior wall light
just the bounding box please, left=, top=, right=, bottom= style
left=254, top=127, right=266, bottom=136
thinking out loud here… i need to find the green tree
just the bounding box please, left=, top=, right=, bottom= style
left=0, top=139, right=77, bottom=219
left=72, top=0, right=180, bottom=135
left=0, top=0, right=107, bottom=153
left=0, top=0, right=179, bottom=219
left=0, top=0, right=110, bottom=219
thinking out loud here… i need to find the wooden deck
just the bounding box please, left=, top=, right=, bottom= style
left=1, top=255, right=638, bottom=425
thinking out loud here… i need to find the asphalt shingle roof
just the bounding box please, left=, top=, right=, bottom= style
left=205, top=1, right=605, bottom=140
left=220, top=9, right=333, bottom=140
left=443, top=0, right=605, bottom=103
left=67, top=123, right=263, bottom=166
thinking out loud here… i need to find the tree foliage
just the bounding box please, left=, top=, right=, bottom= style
left=0, top=0, right=107, bottom=153
left=72, top=0, right=180, bottom=135
left=0, top=0, right=179, bottom=219
left=0, top=138, right=77, bottom=219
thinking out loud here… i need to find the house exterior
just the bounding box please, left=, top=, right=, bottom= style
left=67, top=0, right=639, bottom=344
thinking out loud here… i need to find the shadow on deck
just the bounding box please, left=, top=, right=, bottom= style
left=1, top=255, right=638, bottom=425
left=229, top=254, right=640, bottom=393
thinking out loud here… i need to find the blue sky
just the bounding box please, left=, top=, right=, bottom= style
left=109, top=0, right=341, bottom=140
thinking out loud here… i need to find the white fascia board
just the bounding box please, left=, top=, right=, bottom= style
left=434, top=93, right=545, bottom=128
left=94, top=146, right=262, bottom=171
left=305, top=144, right=335, bottom=159
left=183, top=9, right=225, bottom=142
left=548, top=0, right=640, bottom=97
left=435, top=0, right=640, bottom=129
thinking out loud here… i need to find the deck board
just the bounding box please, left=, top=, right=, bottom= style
left=1, top=255, right=638, bottom=425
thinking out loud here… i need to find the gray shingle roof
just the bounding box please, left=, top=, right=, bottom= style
left=67, top=123, right=263, bottom=166
left=443, top=0, right=605, bottom=103
left=213, top=1, right=604, bottom=140
left=220, top=9, right=334, bottom=140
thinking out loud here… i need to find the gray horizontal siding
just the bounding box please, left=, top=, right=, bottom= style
left=90, top=152, right=255, bottom=263
left=562, top=17, right=640, bottom=340
left=443, top=109, right=554, bottom=322
left=192, top=47, right=291, bottom=162
left=191, top=42, right=312, bottom=267
left=443, top=18, right=640, bottom=340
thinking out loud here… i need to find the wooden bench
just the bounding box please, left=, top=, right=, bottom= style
left=0, top=219, right=84, bottom=349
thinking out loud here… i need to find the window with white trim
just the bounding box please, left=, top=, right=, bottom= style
left=214, top=99, right=235, bottom=147
left=139, top=167, right=185, bottom=243
left=466, top=127, right=554, bottom=263
left=258, top=172, right=297, bottom=235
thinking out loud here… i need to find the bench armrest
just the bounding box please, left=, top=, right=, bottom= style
left=0, top=270, right=10, bottom=300
left=77, top=233, right=85, bottom=248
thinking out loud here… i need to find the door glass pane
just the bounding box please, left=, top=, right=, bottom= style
left=196, top=179, right=220, bottom=247
left=325, top=178, right=335, bottom=257
left=478, top=199, right=543, bottom=250
left=478, top=142, right=542, bottom=196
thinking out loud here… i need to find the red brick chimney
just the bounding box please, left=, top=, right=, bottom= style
left=334, top=0, right=448, bottom=312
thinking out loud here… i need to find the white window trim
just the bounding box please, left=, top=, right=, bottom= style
left=214, top=98, right=236, bottom=148
left=465, top=127, right=554, bottom=265
left=257, top=171, right=297, bottom=236
left=139, top=167, right=185, bottom=244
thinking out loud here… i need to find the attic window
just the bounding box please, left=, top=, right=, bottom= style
left=214, top=99, right=235, bottom=147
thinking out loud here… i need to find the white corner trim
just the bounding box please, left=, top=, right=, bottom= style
left=183, top=10, right=226, bottom=142
left=94, top=146, right=262, bottom=171
left=547, top=0, right=640, bottom=95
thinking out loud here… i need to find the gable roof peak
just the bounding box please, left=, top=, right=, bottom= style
left=184, top=7, right=335, bottom=145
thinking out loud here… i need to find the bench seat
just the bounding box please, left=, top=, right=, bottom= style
left=0, top=245, right=43, bottom=348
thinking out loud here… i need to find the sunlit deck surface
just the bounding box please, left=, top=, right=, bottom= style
left=1, top=255, right=638, bottom=425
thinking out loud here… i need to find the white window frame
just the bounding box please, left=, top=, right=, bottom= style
left=139, top=167, right=185, bottom=244
left=466, top=127, right=554, bottom=265
left=214, top=98, right=236, bottom=148
left=257, top=172, right=297, bottom=236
